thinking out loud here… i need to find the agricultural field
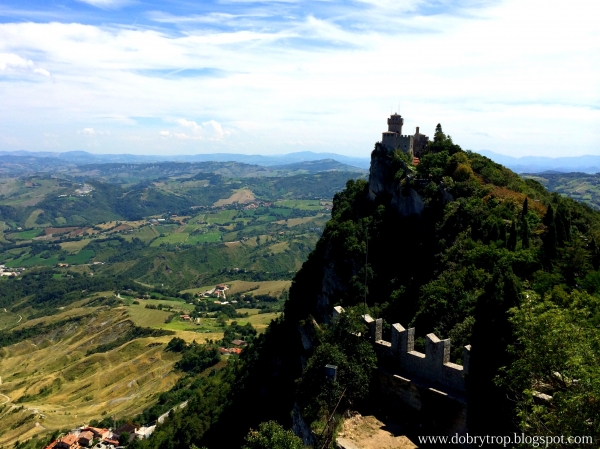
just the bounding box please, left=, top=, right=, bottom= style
left=0, top=162, right=364, bottom=447
left=0, top=306, right=183, bottom=446
left=182, top=279, right=291, bottom=297
left=522, top=172, right=600, bottom=210
left=274, top=199, right=323, bottom=210
left=214, top=188, right=255, bottom=206
left=230, top=310, right=281, bottom=333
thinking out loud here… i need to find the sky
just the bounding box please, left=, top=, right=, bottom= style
left=0, top=0, right=598, bottom=158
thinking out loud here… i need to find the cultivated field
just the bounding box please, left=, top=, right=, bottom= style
left=182, top=279, right=291, bottom=297
left=214, top=189, right=255, bottom=206
left=0, top=307, right=184, bottom=447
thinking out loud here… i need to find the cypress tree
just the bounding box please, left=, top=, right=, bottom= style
left=507, top=221, right=517, bottom=251
left=555, top=204, right=571, bottom=245
left=543, top=203, right=554, bottom=226
left=520, top=215, right=530, bottom=249
left=468, top=265, right=520, bottom=437
left=522, top=197, right=528, bottom=217
left=590, top=237, right=600, bottom=271
left=500, top=222, right=507, bottom=247
left=488, top=221, right=500, bottom=243
left=543, top=205, right=558, bottom=259
left=471, top=216, right=482, bottom=242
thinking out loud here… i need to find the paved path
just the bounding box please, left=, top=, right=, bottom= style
left=157, top=401, right=188, bottom=424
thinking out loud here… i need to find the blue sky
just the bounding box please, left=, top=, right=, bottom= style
left=0, top=0, right=598, bottom=157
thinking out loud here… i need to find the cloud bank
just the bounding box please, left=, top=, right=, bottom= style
left=0, top=0, right=597, bottom=157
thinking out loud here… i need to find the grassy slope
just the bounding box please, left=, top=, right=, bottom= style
left=0, top=300, right=226, bottom=447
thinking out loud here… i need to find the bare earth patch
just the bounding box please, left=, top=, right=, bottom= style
left=214, top=188, right=255, bottom=206
left=337, top=413, right=417, bottom=449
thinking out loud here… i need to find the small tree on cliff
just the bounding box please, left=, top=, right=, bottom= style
left=243, top=421, right=303, bottom=449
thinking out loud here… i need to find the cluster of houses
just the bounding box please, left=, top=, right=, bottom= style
left=0, top=264, right=23, bottom=277
left=43, top=423, right=155, bottom=449
left=197, top=283, right=229, bottom=299
left=243, top=201, right=273, bottom=210
left=179, top=314, right=202, bottom=325
left=219, top=339, right=247, bottom=355
left=74, top=184, right=94, bottom=196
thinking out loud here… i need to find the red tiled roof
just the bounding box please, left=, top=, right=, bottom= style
left=61, top=434, right=78, bottom=445
left=79, top=430, right=94, bottom=440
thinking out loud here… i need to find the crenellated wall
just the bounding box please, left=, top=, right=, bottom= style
left=333, top=306, right=470, bottom=443
left=381, top=133, right=414, bottom=154
left=333, top=306, right=471, bottom=395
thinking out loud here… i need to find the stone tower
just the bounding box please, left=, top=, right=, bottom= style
left=387, top=113, right=404, bottom=133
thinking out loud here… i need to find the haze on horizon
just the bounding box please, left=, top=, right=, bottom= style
left=0, top=0, right=598, bottom=159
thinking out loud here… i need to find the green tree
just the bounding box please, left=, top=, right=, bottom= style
left=501, top=289, right=600, bottom=442
left=468, top=265, right=521, bottom=436
left=118, top=432, right=130, bottom=446
left=543, top=205, right=558, bottom=260
left=555, top=203, right=571, bottom=245
left=242, top=421, right=303, bottom=449
left=166, top=337, right=186, bottom=352
left=507, top=221, right=517, bottom=251
left=296, top=310, right=376, bottom=423
left=590, top=237, right=600, bottom=270
left=519, top=198, right=530, bottom=248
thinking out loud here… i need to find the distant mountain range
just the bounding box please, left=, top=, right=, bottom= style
left=4, top=148, right=600, bottom=175
left=0, top=150, right=371, bottom=171
left=474, top=150, right=600, bottom=174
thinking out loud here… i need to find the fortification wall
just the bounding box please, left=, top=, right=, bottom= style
left=333, top=306, right=470, bottom=443
left=333, top=307, right=470, bottom=395
left=381, top=133, right=414, bottom=154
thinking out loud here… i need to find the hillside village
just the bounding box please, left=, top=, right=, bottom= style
left=43, top=422, right=154, bottom=449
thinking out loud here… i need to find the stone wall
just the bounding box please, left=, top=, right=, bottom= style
left=362, top=312, right=470, bottom=395
left=333, top=306, right=470, bottom=443
left=381, top=132, right=414, bottom=154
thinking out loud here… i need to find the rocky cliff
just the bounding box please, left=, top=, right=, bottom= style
left=367, top=144, right=424, bottom=217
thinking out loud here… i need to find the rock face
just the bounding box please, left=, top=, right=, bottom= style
left=306, top=144, right=426, bottom=324
left=367, top=145, right=424, bottom=217
left=292, top=403, right=317, bottom=446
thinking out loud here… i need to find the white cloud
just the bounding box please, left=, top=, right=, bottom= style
left=177, top=119, right=226, bottom=140
left=0, top=0, right=597, bottom=156
left=33, top=68, right=50, bottom=77
left=78, top=128, right=108, bottom=136
left=0, top=53, right=50, bottom=77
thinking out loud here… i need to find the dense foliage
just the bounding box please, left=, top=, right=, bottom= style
left=242, top=421, right=304, bottom=449
left=8, top=127, right=599, bottom=448
left=129, top=125, right=600, bottom=448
